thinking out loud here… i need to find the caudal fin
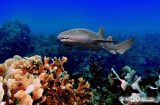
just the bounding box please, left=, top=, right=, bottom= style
left=103, top=37, right=136, bottom=54
left=114, top=37, right=136, bottom=54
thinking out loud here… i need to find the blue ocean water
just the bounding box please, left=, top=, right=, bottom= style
left=1, top=1, right=160, bottom=105
left=0, top=0, right=160, bottom=34
left=0, top=0, right=160, bottom=74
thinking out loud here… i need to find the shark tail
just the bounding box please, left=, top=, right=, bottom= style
left=103, top=37, right=136, bottom=54
left=114, top=37, right=136, bottom=54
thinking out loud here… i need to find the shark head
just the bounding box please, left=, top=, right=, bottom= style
left=57, top=34, right=73, bottom=43
left=57, top=29, right=91, bottom=44
left=57, top=30, right=75, bottom=43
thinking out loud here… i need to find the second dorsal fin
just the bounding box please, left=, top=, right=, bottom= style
left=106, top=35, right=113, bottom=45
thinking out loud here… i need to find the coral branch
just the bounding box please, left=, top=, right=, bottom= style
left=0, top=55, right=93, bottom=105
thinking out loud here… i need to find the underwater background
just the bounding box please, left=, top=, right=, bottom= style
left=0, top=0, right=160, bottom=105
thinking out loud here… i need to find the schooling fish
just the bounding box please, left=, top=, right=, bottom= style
left=57, top=26, right=135, bottom=54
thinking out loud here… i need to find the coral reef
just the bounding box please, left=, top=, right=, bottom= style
left=0, top=55, right=93, bottom=105
left=0, top=20, right=31, bottom=62
left=71, top=61, right=120, bottom=105
left=107, top=66, right=160, bottom=105
left=72, top=63, right=160, bottom=105
left=1, top=20, right=160, bottom=104
left=1, top=20, right=160, bottom=75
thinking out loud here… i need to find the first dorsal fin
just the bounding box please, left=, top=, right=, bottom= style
left=97, top=26, right=105, bottom=39
left=106, top=35, right=113, bottom=45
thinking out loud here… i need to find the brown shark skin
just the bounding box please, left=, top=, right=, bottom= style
left=57, top=26, right=135, bottom=54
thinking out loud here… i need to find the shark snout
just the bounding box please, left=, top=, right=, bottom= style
left=57, top=35, right=72, bottom=42
left=58, top=36, right=68, bottom=40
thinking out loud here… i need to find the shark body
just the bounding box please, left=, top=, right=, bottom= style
left=57, top=26, right=135, bottom=54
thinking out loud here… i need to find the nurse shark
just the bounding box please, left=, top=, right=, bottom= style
left=57, top=26, right=135, bottom=54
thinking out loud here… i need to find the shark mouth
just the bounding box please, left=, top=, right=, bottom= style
left=58, top=36, right=73, bottom=42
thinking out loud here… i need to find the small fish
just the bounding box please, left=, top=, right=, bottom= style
left=57, top=26, right=135, bottom=54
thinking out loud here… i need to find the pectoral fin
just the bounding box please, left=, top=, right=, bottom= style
left=62, top=44, right=75, bottom=47
left=109, top=50, right=116, bottom=54
left=93, top=39, right=118, bottom=44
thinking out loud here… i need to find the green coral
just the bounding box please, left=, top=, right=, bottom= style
left=104, top=97, right=113, bottom=104
left=122, top=66, right=131, bottom=73
left=15, top=99, right=20, bottom=105
left=103, top=91, right=118, bottom=104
